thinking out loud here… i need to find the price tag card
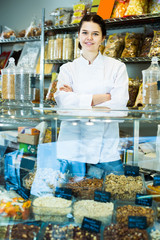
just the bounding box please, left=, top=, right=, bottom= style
left=135, top=193, right=152, bottom=207
left=82, top=217, right=101, bottom=233
left=94, top=190, right=111, bottom=203
left=55, top=187, right=72, bottom=200
left=153, top=175, right=160, bottom=186
left=124, top=165, right=139, bottom=177
left=128, top=216, right=147, bottom=229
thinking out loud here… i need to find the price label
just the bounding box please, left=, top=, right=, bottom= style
left=135, top=193, right=152, bottom=207
left=55, top=187, right=72, bottom=200
left=157, top=81, right=160, bottom=90
left=82, top=217, right=101, bottom=233
left=153, top=175, right=160, bottom=186
left=94, top=190, right=111, bottom=203
left=128, top=216, right=147, bottom=229
left=124, top=165, right=139, bottom=177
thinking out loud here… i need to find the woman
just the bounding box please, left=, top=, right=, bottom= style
left=54, top=14, right=129, bottom=176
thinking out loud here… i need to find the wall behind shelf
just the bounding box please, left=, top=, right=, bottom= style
left=0, top=0, right=77, bottom=31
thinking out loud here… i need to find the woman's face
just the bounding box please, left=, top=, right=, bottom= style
left=78, top=21, right=105, bottom=54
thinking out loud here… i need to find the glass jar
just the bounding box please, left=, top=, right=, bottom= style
left=53, top=34, right=63, bottom=60
left=48, top=36, right=55, bottom=60
left=15, top=65, right=33, bottom=107
left=74, top=32, right=81, bottom=59
left=1, top=58, right=16, bottom=104
left=142, top=56, right=160, bottom=108
left=63, top=33, right=74, bottom=60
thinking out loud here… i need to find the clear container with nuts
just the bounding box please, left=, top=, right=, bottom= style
left=48, top=36, right=55, bottom=60
left=63, top=33, right=74, bottom=60
left=32, top=195, right=73, bottom=222
left=64, top=176, right=103, bottom=200
left=142, top=56, right=160, bottom=109
left=53, top=34, right=63, bottom=60
left=104, top=172, right=146, bottom=200
left=114, top=200, right=157, bottom=227
left=1, top=58, right=16, bottom=104
left=74, top=32, right=81, bottom=59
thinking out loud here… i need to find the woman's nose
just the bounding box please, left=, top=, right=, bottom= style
left=87, top=34, right=93, bottom=40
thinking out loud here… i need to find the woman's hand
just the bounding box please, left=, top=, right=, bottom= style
left=92, top=93, right=111, bottom=106
left=59, top=84, right=73, bottom=92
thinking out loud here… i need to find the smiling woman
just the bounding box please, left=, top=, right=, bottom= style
left=54, top=14, right=129, bottom=176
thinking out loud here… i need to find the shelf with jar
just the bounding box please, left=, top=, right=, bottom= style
left=46, top=32, right=80, bottom=63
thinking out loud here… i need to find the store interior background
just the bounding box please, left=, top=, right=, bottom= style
left=0, top=0, right=151, bottom=79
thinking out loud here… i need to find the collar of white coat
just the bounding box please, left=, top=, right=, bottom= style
left=80, top=51, right=103, bottom=66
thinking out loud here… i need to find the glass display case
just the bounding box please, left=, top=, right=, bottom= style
left=0, top=105, right=160, bottom=239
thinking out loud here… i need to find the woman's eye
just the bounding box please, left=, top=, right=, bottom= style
left=93, top=33, right=99, bottom=36
left=82, top=31, right=87, bottom=35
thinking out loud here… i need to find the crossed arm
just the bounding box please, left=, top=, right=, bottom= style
left=60, top=84, right=111, bottom=106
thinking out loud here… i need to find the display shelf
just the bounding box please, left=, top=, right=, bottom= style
left=118, top=57, right=160, bottom=63
left=104, top=12, right=160, bottom=29
left=0, top=13, right=160, bottom=45
left=0, top=36, right=40, bottom=44
left=44, top=13, right=160, bottom=31
left=45, top=57, right=159, bottom=65
left=0, top=105, right=159, bottom=121
left=45, top=59, right=72, bottom=64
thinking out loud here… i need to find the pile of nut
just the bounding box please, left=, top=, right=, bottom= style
left=116, top=205, right=155, bottom=226
left=23, top=171, right=36, bottom=189
left=43, top=224, right=100, bottom=240
left=65, top=177, right=103, bottom=199
left=73, top=200, right=113, bottom=225
left=150, top=229, right=160, bottom=240
left=104, top=174, right=144, bottom=200
left=103, top=223, right=148, bottom=240
left=6, top=223, right=40, bottom=240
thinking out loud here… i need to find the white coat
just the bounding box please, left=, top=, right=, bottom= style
left=54, top=53, right=129, bottom=164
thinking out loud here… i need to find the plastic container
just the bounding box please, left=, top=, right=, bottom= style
left=5, top=222, right=41, bottom=240
left=64, top=176, right=104, bottom=200
left=1, top=58, right=16, bottom=104
left=15, top=65, right=33, bottom=106
left=54, top=34, right=63, bottom=60
left=74, top=32, right=81, bottom=59
left=103, top=172, right=146, bottom=200
left=113, top=200, right=157, bottom=227
left=63, top=33, right=74, bottom=60
left=142, top=56, right=160, bottom=108
left=40, top=222, right=76, bottom=240
left=47, top=36, right=55, bottom=60
left=73, top=199, right=114, bottom=225
left=22, top=170, right=36, bottom=190
left=0, top=195, right=31, bottom=222
left=146, top=181, right=160, bottom=202
left=40, top=222, right=101, bottom=240
left=31, top=195, right=73, bottom=222
left=148, top=221, right=160, bottom=240
left=103, top=223, right=149, bottom=239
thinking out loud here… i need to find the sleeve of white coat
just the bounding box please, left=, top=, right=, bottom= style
left=97, top=63, right=129, bottom=109
left=54, top=63, right=92, bottom=108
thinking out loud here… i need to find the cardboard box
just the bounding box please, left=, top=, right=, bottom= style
left=18, top=133, right=39, bottom=145
left=18, top=127, right=40, bottom=135
left=19, top=143, right=37, bottom=156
